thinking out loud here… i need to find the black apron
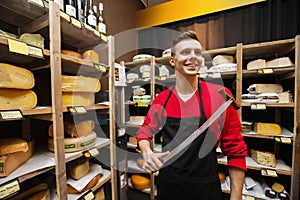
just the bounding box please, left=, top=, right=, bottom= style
left=157, top=81, right=222, bottom=200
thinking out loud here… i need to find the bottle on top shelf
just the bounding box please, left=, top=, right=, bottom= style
left=87, top=0, right=97, bottom=29
left=98, top=2, right=106, bottom=35
left=64, top=0, right=77, bottom=18
left=77, top=0, right=85, bottom=22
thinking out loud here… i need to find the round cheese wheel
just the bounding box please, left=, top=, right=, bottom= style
left=132, top=54, right=152, bottom=62
left=271, top=182, right=285, bottom=193
left=136, top=158, right=144, bottom=169
left=61, top=50, right=81, bottom=58
left=67, top=174, right=100, bottom=194
left=131, top=174, right=150, bottom=190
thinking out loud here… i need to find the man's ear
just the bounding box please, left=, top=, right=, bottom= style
left=169, top=56, right=175, bottom=67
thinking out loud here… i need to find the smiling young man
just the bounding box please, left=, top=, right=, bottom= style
left=136, top=31, right=248, bottom=200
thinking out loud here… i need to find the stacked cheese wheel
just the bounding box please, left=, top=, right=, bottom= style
left=0, top=63, right=37, bottom=110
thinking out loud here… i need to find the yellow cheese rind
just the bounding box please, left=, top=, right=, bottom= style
left=49, top=120, right=95, bottom=138
left=0, top=138, right=29, bottom=155
left=48, top=132, right=97, bottom=153
left=82, top=50, right=99, bottom=63
left=67, top=157, right=90, bottom=180
left=0, top=63, right=34, bottom=89
left=250, top=149, right=276, bottom=168
left=0, top=89, right=37, bottom=110
left=67, top=174, right=100, bottom=194
left=254, top=122, right=281, bottom=135
left=0, top=140, right=34, bottom=177
left=131, top=174, right=151, bottom=190
left=62, top=92, right=94, bottom=107
left=61, top=75, right=101, bottom=92
left=61, top=50, right=81, bottom=58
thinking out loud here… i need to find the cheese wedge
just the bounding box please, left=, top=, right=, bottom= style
left=61, top=50, right=81, bottom=58
left=247, top=84, right=283, bottom=94
left=48, top=132, right=97, bottom=153
left=0, top=89, right=37, bottom=110
left=212, top=55, right=235, bottom=65
left=247, top=59, right=266, bottom=70
left=0, top=63, right=34, bottom=89
left=266, top=57, right=293, bottom=68
left=250, top=149, right=276, bottom=168
left=0, top=138, right=29, bottom=156
left=62, top=92, right=94, bottom=107
left=61, top=75, right=101, bottom=92
left=49, top=120, right=95, bottom=138
left=131, top=174, right=150, bottom=190
left=19, top=33, right=44, bottom=49
left=0, top=140, right=34, bottom=177
left=253, top=122, right=281, bottom=135
left=67, top=157, right=90, bottom=180
left=67, top=174, right=100, bottom=194
left=82, top=50, right=99, bottom=63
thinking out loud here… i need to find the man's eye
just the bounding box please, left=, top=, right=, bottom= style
left=195, top=50, right=202, bottom=56
left=181, top=50, right=190, bottom=55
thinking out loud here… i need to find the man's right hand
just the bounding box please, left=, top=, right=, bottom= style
left=142, top=151, right=169, bottom=174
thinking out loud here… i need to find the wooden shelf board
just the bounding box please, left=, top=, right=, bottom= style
left=204, top=46, right=237, bottom=58
left=241, top=102, right=294, bottom=108
left=242, top=66, right=295, bottom=78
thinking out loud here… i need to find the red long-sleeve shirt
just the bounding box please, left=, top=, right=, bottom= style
left=136, top=80, right=248, bottom=170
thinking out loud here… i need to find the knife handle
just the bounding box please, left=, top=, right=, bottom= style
left=218, top=88, right=240, bottom=110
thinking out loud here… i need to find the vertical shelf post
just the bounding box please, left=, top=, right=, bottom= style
left=236, top=43, right=243, bottom=120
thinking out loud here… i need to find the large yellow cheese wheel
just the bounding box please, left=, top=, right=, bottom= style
left=67, top=157, right=90, bottom=180
left=82, top=50, right=99, bottom=63
left=0, top=138, right=29, bottom=156
left=48, top=132, right=97, bottom=153
left=0, top=140, right=34, bottom=177
left=62, top=92, right=94, bottom=107
left=0, top=63, right=34, bottom=89
left=61, top=75, right=101, bottom=92
left=61, top=50, right=81, bottom=58
left=131, top=174, right=150, bottom=190
left=0, top=89, right=37, bottom=110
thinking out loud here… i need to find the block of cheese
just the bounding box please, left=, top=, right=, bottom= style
left=9, top=183, right=49, bottom=200
left=94, top=187, right=105, bottom=200
left=250, top=149, right=276, bottom=168
left=82, top=50, right=99, bottom=63
left=271, top=182, right=285, bottom=193
left=129, top=136, right=137, bottom=146
left=48, top=132, right=97, bottom=153
left=253, top=122, right=281, bottom=135
left=131, top=174, right=150, bottom=190
left=0, top=138, right=29, bottom=155
left=67, top=174, right=100, bottom=194
left=247, top=59, right=266, bottom=70
left=129, top=116, right=145, bottom=125
left=266, top=57, right=293, bottom=68
left=247, top=84, right=283, bottom=94
left=67, top=157, right=90, bottom=180
left=61, top=75, right=101, bottom=92
left=212, top=55, right=235, bottom=65
left=0, top=89, right=37, bottom=110
left=0, top=140, right=34, bottom=177
left=0, top=63, right=34, bottom=89
left=61, top=50, right=81, bottom=58
left=62, top=92, right=94, bottom=107
left=19, top=33, right=44, bottom=49
left=132, top=54, right=152, bottom=62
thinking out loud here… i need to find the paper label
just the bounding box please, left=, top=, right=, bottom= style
left=71, top=18, right=82, bottom=29
left=60, top=11, right=71, bottom=22
left=100, top=34, right=107, bottom=42
left=28, top=46, right=43, bottom=58
left=0, top=179, right=20, bottom=199
left=8, top=39, right=28, bottom=56
left=0, top=110, right=23, bottom=120
left=250, top=103, right=266, bottom=110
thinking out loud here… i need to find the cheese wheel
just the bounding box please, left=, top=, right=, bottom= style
left=61, top=50, right=81, bottom=58
left=27, top=189, right=50, bottom=200
left=67, top=174, right=101, bottom=194
left=131, top=174, right=150, bottom=190
left=266, top=57, right=293, bottom=68
left=271, top=182, right=285, bottom=193
left=0, top=63, right=34, bottom=89
left=132, top=54, right=152, bottom=62
left=253, top=122, right=281, bottom=135
left=0, top=140, right=34, bottom=177
left=67, top=157, right=90, bottom=180
left=250, top=149, right=276, bottom=168
left=82, top=50, right=99, bottom=63
left=62, top=92, right=94, bottom=107
left=48, top=132, right=97, bottom=153
left=61, top=75, right=101, bottom=92
left=0, top=89, right=37, bottom=110
left=9, top=183, right=49, bottom=200
left=247, top=59, right=266, bottom=70
left=0, top=138, right=29, bottom=155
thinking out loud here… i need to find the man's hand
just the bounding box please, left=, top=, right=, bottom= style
left=142, top=152, right=169, bottom=174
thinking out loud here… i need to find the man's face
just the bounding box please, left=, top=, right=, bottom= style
left=169, top=39, right=203, bottom=76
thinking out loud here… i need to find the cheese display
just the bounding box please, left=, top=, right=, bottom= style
left=61, top=50, right=81, bottom=58
left=0, top=63, right=35, bottom=89
left=266, top=57, right=293, bottom=68
left=247, top=59, right=267, bottom=70
left=0, top=138, right=29, bottom=155
left=81, top=50, right=99, bottom=63
left=62, top=92, right=94, bottom=106
left=131, top=174, right=151, bottom=190
left=132, top=54, right=152, bottom=62
left=247, top=84, right=283, bottom=94
left=19, top=33, right=44, bottom=49
left=0, top=89, right=37, bottom=110
left=61, top=75, right=101, bottom=92
left=67, top=157, right=90, bottom=180
left=250, top=149, right=276, bottom=168
left=0, top=140, right=34, bottom=177
left=253, top=122, right=282, bottom=135
left=48, top=132, right=97, bottom=153
left=9, top=183, right=50, bottom=200
left=67, top=174, right=101, bottom=194
left=212, top=55, right=235, bottom=65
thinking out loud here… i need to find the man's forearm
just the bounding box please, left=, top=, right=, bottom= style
left=228, top=166, right=245, bottom=200
left=138, top=140, right=153, bottom=154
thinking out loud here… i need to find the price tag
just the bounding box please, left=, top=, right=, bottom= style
left=93, top=63, right=106, bottom=72
left=137, top=102, right=149, bottom=107
left=245, top=196, right=255, bottom=200
left=0, top=110, right=23, bottom=121
left=8, top=39, right=28, bottom=56
left=93, top=30, right=100, bottom=37
left=83, top=148, right=99, bottom=158
left=28, top=0, right=44, bottom=7
left=28, top=46, right=43, bottom=58
left=127, top=79, right=134, bottom=83
left=68, top=106, right=87, bottom=114
left=261, top=168, right=278, bottom=177
left=78, top=190, right=94, bottom=200
left=257, top=68, right=273, bottom=74
left=250, top=103, right=266, bottom=110
left=0, top=179, right=20, bottom=199
left=100, top=34, right=107, bottom=42
left=281, top=137, right=292, bottom=144
left=158, top=76, right=167, bottom=81
left=60, top=11, right=70, bottom=22
left=84, top=24, right=95, bottom=32
left=71, top=18, right=82, bottom=29
left=142, top=78, right=150, bottom=82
